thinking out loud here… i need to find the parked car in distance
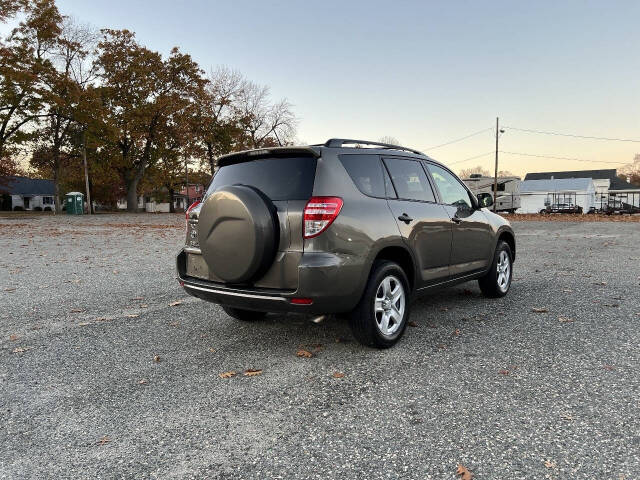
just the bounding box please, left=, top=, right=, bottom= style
left=176, top=139, right=516, bottom=348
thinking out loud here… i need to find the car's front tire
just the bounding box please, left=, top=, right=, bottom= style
left=478, top=240, right=513, bottom=298
left=222, top=306, right=267, bottom=321
left=349, top=260, right=411, bottom=348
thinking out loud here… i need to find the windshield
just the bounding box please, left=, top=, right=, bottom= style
left=205, top=157, right=317, bottom=201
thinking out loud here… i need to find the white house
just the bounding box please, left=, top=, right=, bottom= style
left=0, top=176, right=55, bottom=211
left=519, top=178, right=596, bottom=214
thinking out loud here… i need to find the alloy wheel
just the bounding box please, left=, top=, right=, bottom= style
left=374, top=275, right=406, bottom=336
left=497, top=250, right=511, bottom=293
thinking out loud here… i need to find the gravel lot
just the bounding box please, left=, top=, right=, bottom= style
left=1, top=213, right=639, bottom=479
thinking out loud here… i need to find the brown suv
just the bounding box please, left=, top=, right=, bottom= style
left=176, top=139, right=515, bottom=348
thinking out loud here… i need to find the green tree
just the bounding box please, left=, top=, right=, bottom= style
left=96, top=29, right=205, bottom=212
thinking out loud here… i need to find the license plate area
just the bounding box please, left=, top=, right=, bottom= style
left=186, top=253, right=210, bottom=280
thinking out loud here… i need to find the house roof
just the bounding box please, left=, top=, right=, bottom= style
left=524, top=169, right=636, bottom=190
left=0, top=176, right=55, bottom=195
left=520, top=178, right=594, bottom=193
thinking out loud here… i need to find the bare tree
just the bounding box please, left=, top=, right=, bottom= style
left=458, top=165, right=491, bottom=178
left=236, top=80, right=296, bottom=148
left=379, top=136, right=400, bottom=145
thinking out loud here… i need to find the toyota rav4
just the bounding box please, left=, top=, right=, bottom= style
left=176, top=139, right=515, bottom=348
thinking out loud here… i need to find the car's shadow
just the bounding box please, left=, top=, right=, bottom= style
left=197, top=283, right=515, bottom=354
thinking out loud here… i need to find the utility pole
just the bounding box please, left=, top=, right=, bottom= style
left=493, top=117, right=499, bottom=212
left=81, top=127, right=92, bottom=214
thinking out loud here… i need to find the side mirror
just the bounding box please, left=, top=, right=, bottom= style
left=477, top=192, right=493, bottom=208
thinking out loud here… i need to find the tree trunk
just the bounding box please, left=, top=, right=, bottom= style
left=52, top=151, right=61, bottom=214
left=207, top=143, right=215, bottom=173
left=125, top=177, right=140, bottom=212
left=169, top=187, right=175, bottom=213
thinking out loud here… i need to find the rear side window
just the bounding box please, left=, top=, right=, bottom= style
left=383, top=158, right=436, bottom=202
left=206, top=157, right=317, bottom=201
left=339, top=154, right=385, bottom=198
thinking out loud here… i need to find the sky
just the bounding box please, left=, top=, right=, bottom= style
left=49, top=1, right=640, bottom=176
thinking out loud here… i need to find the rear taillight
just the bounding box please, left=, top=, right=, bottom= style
left=303, top=196, right=343, bottom=239
left=185, top=200, right=200, bottom=238
left=185, top=200, right=200, bottom=220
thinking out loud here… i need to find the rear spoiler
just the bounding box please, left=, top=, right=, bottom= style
left=218, top=146, right=321, bottom=167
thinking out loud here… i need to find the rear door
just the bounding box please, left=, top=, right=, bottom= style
left=425, top=163, right=494, bottom=277
left=382, top=157, right=452, bottom=286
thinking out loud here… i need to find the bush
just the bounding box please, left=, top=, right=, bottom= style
left=13, top=206, right=24, bottom=211
left=34, top=206, right=42, bottom=211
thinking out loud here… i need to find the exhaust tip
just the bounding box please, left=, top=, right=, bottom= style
left=310, top=315, right=327, bottom=324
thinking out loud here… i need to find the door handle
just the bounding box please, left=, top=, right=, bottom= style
left=398, top=213, right=413, bottom=224
left=451, top=216, right=462, bottom=224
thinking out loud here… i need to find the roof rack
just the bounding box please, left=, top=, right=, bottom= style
left=324, top=138, right=424, bottom=156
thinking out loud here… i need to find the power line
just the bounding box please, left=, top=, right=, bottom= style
left=447, top=151, right=494, bottom=165
left=503, top=126, right=640, bottom=143
left=500, top=151, right=630, bottom=164
left=424, top=127, right=492, bottom=151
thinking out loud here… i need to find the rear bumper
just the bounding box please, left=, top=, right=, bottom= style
left=176, top=249, right=366, bottom=314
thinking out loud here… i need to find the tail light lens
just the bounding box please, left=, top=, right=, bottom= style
left=303, top=196, right=343, bottom=239
left=185, top=200, right=201, bottom=220
left=185, top=200, right=201, bottom=243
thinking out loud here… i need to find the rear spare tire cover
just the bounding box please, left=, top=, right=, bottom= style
left=197, top=185, right=278, bottom=283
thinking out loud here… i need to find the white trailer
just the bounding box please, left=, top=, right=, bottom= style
left=462, top=175, right=521, bottom=212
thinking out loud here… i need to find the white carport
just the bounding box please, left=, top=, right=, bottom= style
left=518, top=178, right=596, bottom=214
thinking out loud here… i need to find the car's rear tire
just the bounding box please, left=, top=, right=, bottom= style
left=478, top=240, right=513, bottom=298
left=222, top=306, right=267, bottom=321
left=348, top=260, right=411, bottom=349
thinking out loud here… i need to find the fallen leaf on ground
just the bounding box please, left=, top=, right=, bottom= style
left=544, top=460, right=557, bottom=469
left=593, top=281, right=607, bottom=286
left=96, top=436, right=110, bottom=446
left=603, top=364, right=615, bottom=371
left=332, top=372, right=345, bottom=378
left=12, top=347, right=30, bottom=353
left=208, top=348, right=215, bottom=353
left=153, top=355, right=161, bottom=363
left=437, top=343, right=447, bottom=350
left=126, top=313, right=139, bottom=318
left=140, top=304, right=148, bottom=308
left=427, top=323, right=437, bottom=328
left=499, top=369, right=510, bottom=375
left=169, top=321, right=179, bottom=327
left=408, top=321, right=418, bottom=327
left=9, top=334, right=18, bottom=341
left=4, top=287, right=16, bottom=292
left=532, top=307, right=549, bottom=313
left=296, top=349, right=313, bottom=358
left=138, top=379, right=148, bottom=385
left=440, top=307, right=449, bottom=312
left=558, top=316, right=575, bottom=323
left=168, top=300, right=183, bottom=306
left=94, top=317, right=109, bottom=322
left=457, top=464, right=473, bottom=480
left=70, top=308, right=84, bottom=313
left=132, top=297, right=144, bottom=301
left=244, top=369, right=263, bottom=377
left=219, top=371, right=236, bottom=379
left=453, top=328, right=461, bottom=336
left=78, top=322, right=92, bottom=326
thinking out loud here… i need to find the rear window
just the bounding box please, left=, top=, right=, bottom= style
left=339, top=154, right=385, bottom=198
left=206, top=157, right=317, bottom=201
